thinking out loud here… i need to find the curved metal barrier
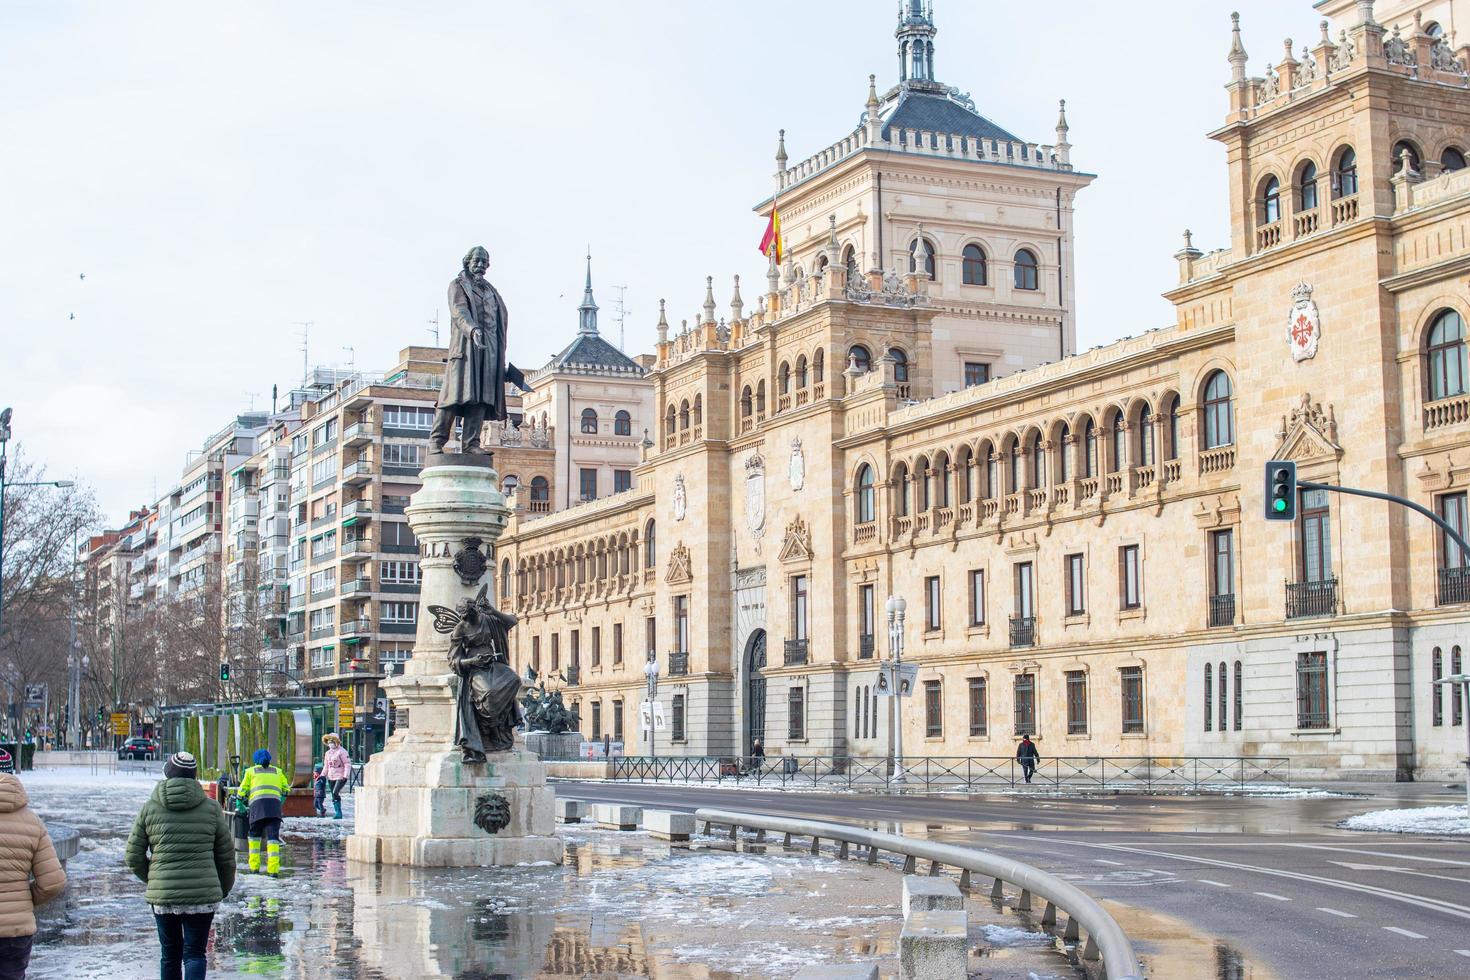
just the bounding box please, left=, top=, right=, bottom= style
left=695, top=806, right=1143, bottom=980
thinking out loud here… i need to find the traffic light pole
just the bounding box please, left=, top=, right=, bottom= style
left=1298, top=481, right=1470, bottom=559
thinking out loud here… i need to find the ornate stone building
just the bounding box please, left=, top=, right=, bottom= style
left=498, top=0, right=1470, bottom=779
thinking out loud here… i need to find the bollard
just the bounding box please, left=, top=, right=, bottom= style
left=555, top=799, right=586, bottom=824
left=902, top=875, right=962, bottom=919
left=899, top=909, right=967, bottom=979
left=793, top=966, right=879, bottom=980
left=644, top=809, right=695, bottom=841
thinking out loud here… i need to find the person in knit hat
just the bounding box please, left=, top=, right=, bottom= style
left=126, top=751, right=234, bottom=980
left=0, top=772, right=66, bottom=980
left=237, top=749, right=287, bottom=876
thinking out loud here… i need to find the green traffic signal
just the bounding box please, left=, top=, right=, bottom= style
left=1265, top=461, right=1297, bottom=521
left=1272, top=498, right=1288, bottom=513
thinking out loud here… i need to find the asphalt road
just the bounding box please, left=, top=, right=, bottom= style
left=557, top=781, right=1470, bottom=980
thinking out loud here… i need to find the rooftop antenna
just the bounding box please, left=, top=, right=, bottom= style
left=243, top=391, right=260, bottom=411
left=611, top=285, right=631, bottom=351
left=427, top=312, right=440, bottom=346
left=342, top=345, right=356, bottom=379
left=293, top=321, right=314, bottom=387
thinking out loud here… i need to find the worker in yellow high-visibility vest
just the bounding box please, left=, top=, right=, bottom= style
left=237, top=749, right=288, bottom=876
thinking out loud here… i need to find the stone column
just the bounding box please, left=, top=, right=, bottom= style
left=347, top=457, right=563, bottom=867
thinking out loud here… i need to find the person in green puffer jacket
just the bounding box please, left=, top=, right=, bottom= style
left=126, top=752, right=235, bottom=980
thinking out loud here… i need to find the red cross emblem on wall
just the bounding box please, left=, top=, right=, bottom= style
left=1291, top=312, right=1315, bottom=349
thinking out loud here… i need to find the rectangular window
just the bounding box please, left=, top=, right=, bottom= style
left=551, top=633, right=560, bottom=671
left=1066, top=553, right=1086, bottom=616
left=788, top=687, right=805, bottom=741
left=646, top=616, right=657, bottom=658
left=674, top=597, right=689, bottom=653
left=968, top=677, right=988, bottom=736
left=382, top=443, right=424, bottom=467
left=859, top=584, right=876, bottom=655
left=382, top=405, right=434, bottom=430
left=672, top=694, right=686, bottom=741
left=1014, top=673, right=1036, bottom=736
left=1210, top=530, right=1234, bottom=597
left=1014, top=562, right=1034, bottom=619
left=570, top=629, right=581, bottom=668
left=378, top=560, right=421, bottom=585
left=612, top=699, right=624, bottom=743
left=1298, top=489, right=1333, bottom=583
left=613, top=622, right=624, bottom=664
left=969, top=569, right=986, bottom=626
left=1119, top=545, right=1141, bottom=609
left=614, top=469, right=633, bottom=493
left=311, top=456, right=337, bottom=486
left=380, top=601, right=417, bottom=623
left=531, top=635, right=541, bottom=674
left=1066, top=670, right=1088, bottom=734
left=792, top=575, right=809, bottom=640
left=1295, top=651, right=1330, bottom=729
left=925, top=575, right=941, bottom=631
left=591, top=626, right=601, bottom=667
left=964, top=362, right=991, bottom=388
left=579, top=468, right=598, bottom=501
left=1121, top=667, right=1145, bottom=734
left=591, top=701, right=602, bottom=739
left=924, top=680, right=943, bottom=737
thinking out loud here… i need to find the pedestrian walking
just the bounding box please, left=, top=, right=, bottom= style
left=237, top=749, right=287, bottom=876
left=125, top=752, right=234, bottom=980
left=747, top=737, right=765, bottom=774
left=321, top=734, right=351, bottom=821
left=0, top=773, right=66, bottom=980
left=1016, top=735, right=1040, bottom=784
left=311, top=766, right=327, bottom=819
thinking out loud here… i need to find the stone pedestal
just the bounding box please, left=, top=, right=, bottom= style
left=347, top=459, right=563, bottom=867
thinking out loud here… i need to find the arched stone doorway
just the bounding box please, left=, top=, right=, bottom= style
left=745, top=629, right=767, bottom=751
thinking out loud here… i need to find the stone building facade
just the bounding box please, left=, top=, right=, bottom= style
left=497, top=0, right=1470, bottom=780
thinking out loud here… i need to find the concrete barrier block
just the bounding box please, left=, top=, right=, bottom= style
left=591, top=803, right=642, bottom=830
left=792, top=965, right=880, bottom=980
left=902, top=874, right=963, bottom=918
left=555, top=799, right=586, bottom=824
left=899, top=909, right=968, bottom=980
left=644, top=809, right=695, bottom=841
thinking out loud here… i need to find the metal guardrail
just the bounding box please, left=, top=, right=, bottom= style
left=608, top=754, right=1290, bottom=792
left=694, top=807, right=1143, bottom=980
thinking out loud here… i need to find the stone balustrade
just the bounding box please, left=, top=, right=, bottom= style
left=1425, top=392, right=1470, bottom=431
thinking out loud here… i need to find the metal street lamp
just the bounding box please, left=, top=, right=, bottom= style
left=886, top=594, right=907, bottom=786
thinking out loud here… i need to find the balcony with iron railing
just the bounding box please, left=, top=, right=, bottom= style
left=1009, top=615, right=1036, bottom=648
left=1437, top=566, right=1470, bottom=606
left=564, top=663, right=581, bottom=685
left=1208, top=593, right=1236, bottom=628
left=669, top=651, right=689, bottom=676
left=1285, top=578, right=1338, bottom=619
left=784, top=638, right=809, bottom=665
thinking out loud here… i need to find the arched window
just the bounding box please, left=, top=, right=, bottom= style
left=848, top=345, right=871, bottom=373
left=1137, top=403, right=1155, bottom=467
left=842, top=244, right=860, bottom=282
left=915, top=457, right=931, bottom=511
left=1433, top=647, right=1444, bottom=727
left=889, top=348, right=909, bottom=383
left=693, top=395, right=702, bottom=425
left=1110, top=413, right=1126, bottom=471
left=1014, top=249, right=1039, bottom=291
left=1261, top=176, right=1282, bottom=224
left=956, top=445, right=974, bottom=503
left=1454, top=647, right=1464, bottom=726
left=796, top=355, right=809, bottom=389
left=530, top=476, right=549, bottom=503
left=855, top=464, right=876, bottom=523
left=502, top=474, right=520, bottom=496
left=1393, top=139, right=1422, bottom=175
left=1029, top=432, right=1045, bottom=488
left=1442, top=147, right=1468, bottom=173
left=933, top=452, right=950, bottom=508
left=813, top=348, right=825, bottom=383
left=501, top=558, right=511, bottom=600
left=664, top=406, right=676, bottom=436
left=1333, top=146, right=1358, bottom=198
left=678, top=400, right=690, bottom=430
left=740, top=386, right=753, bottom=418
left=893, top=462, right=911, bottom=517
left=644, top=519, right=656, bottom=569
left=756, top=380, right=766, bottom=414
left=1008, top=441, right=1022, bottom=494
left=1427, top=309, right=1468, bottom=401
left=1233, top=660, right=1242, bottom=731
left=816, top=253, right=829, bottom=273
left=1219, top=660, right=1228, bottom=732
left=779, top=362, right=791, bottom=395
left=962, top=244, right=988, bottom=286
left=614, top=410, right=631, bottom=436
left=909, top=237, right=936, bottom=280
left=1164, top=395, right=1180, bottom=461
left=580, top=408, right=598, bottom=434
left=1298, top=162, right=1319, bottom=211
left=1202, top=371, right=1235, bottom=449
left=1204, top=663, right=1213, bottom=732
left=1083, top=417, right=1097, bottom=479
left=1058, top=424, right=1073, bottom=482
left=979, top=441, right=996, bottom=499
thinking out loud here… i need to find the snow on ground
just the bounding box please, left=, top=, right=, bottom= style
left=1339, top=803, right=1470, bottom=835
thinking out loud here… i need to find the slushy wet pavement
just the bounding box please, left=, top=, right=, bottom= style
left=22, top=767, right=1094, bottom=978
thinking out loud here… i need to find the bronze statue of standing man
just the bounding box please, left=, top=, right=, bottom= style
left=431, top=246, right=512, bottom=455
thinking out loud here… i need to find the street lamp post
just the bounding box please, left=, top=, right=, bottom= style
left=886, top=594, right=907, bottom=786
left=1434, top=674, right=1470, bottom=814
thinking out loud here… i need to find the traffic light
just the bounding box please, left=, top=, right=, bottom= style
left=220, top=662, right=231, bottom=682
left=96, top=706, right=104, bottom=723
left=1265, top=461, right=1297, bottom=521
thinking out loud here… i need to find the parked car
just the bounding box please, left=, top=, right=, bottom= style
left=117, top=736, right=159, bottom=760
left=0, top=747, right=13, bottom=773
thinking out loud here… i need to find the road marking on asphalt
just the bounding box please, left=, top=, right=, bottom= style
left=1255, top=892, right=1291, bottom=901
left=1284, top=844, right=1470, bottom=868
left=1383, top=927, right=1427, bottom=939
left=1198, top=879, right=1231, bottom=888
left=1328, top=861, right=1470, bottom=885
left=986, top=834, right=1470, bottom=923
left=1454, top=949, right=1470, bottom=957
left=1095, top=859, right=1126, bottom=866
left=1316, top=907, right=1356, bottom=918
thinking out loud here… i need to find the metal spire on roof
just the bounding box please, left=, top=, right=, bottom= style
left=578, top=250, right=599, bottom=335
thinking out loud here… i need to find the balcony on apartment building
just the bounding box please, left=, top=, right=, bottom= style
left=309, top=623, right=335, bottom=641
left=343, top=417, right=376, bottom=447
left=340, top=619, right=372, bottom=640
left=1285, top=578, right=1338, bottom=620
left=341, top=498, right=373, bottom=523
left=340, top=577, right=371, bottom=598
left=341, top=535, right=375, bottom=562
left=343, top=457, right=374, bottom=486
left=310, top=510, right=338, bottom=531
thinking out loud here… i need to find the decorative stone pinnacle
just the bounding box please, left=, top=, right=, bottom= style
left=1056, top=98, right=1069, bottom=137
left=776, top=129, right=788, bottom=170
left=867, top=73, right=879, bottom=107
left=1320, top=20, right=1331, bottom=45
left=1229, top=12, right=1248, bottom=82
left=1357, top=0, right=1376, bottom=28
left=730, top=274, right=744, bottom=321
left=656, top=298, right=669, bottom=343
left=702, top=276, right=717, bottom=324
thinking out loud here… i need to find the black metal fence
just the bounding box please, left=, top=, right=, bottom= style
left=606, top=754, right=1290, bottom=793
left=1286, top=578, right=1337, bottom=619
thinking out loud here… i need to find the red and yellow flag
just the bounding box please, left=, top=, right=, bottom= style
left=759, top=207, right=783, bottom=263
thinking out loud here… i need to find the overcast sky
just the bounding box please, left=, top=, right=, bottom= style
left=1, top=1, right=1314, bottom=520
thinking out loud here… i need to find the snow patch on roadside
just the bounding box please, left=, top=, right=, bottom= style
left=1339, top=804, right=1470, bottom=835
left=981, top=924, right=1054, bottom=946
